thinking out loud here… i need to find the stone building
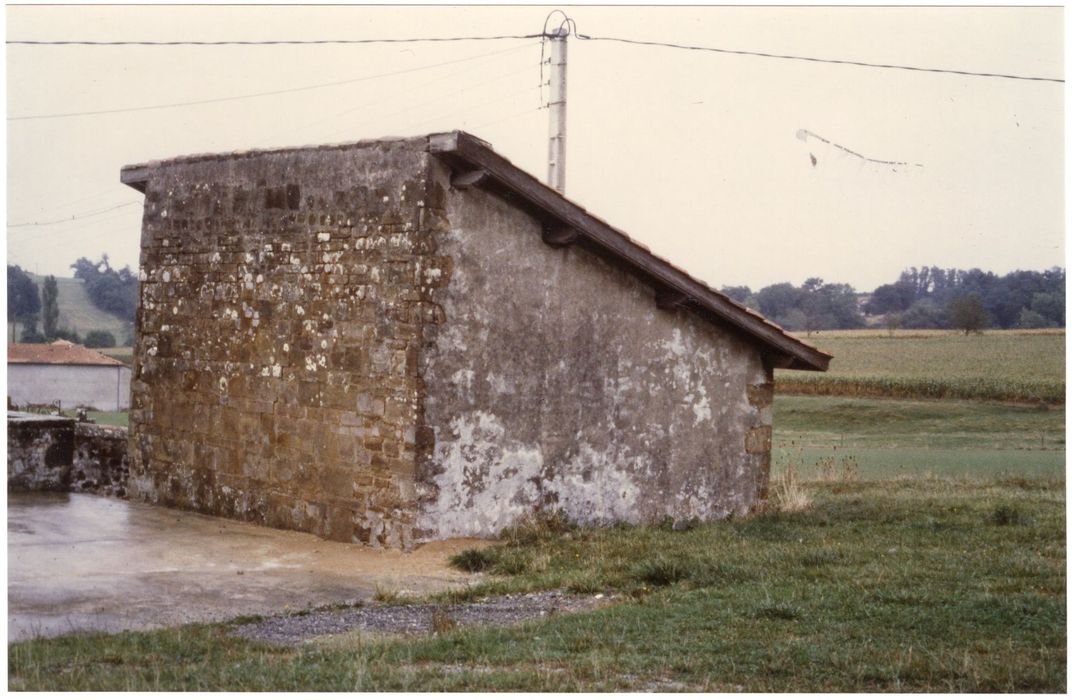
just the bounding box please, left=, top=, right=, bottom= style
left=120, top=131, right=830, bottom=549
left=8, top=340, right=131, bottom=412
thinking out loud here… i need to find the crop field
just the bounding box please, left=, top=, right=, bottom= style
left=777, top=329, right=1065, bottom=403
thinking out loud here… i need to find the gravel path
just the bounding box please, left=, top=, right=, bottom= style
left=234, top=590, right=609, bottom=645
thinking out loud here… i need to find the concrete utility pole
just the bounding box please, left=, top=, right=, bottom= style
left=547, top=26, right=568, bottom=193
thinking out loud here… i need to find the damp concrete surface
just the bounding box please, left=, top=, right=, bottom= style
left=7, top=492, right=485, bottom=642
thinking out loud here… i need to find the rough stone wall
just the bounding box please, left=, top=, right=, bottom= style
left=414, top=162, right=774, bottom=540
left=72, top=423, right=130, bottom=497
left=7, top=413, right=129, bottom=496
left=8, top=414, right=76, bottom=491
left=128, top=139, right=440, bottom=548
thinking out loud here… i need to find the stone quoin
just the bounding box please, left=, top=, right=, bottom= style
left=120, top=131, right=830, bottom=550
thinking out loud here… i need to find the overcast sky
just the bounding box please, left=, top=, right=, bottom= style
left=5, top=5, right=1064, bottom=292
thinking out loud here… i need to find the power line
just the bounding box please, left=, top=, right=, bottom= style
left=7, top=24, right=1061, bottom=84
left=8, top=42, right=539, bottom=121
left=575, top=33, right=1064, bottom=84
left=8, top=201, right=142, bottom=228
left=7, top=34, right=542, bottom=46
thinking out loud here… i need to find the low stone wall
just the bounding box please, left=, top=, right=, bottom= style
left=8, top=413, right=75, bottom=491
left=72, top=423, right=130, bottom=497
left=7, top=412, right=129, bottom=497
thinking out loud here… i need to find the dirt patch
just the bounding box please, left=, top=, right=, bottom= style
left=233, top=590, right=614, bottom=645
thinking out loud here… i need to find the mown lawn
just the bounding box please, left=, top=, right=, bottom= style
left=9, top=477, right=1065, bottom=692
left=777, top=329, right=1065, bottom=403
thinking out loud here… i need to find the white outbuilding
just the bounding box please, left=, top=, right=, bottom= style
left=7, top=340, right=130, bottom=412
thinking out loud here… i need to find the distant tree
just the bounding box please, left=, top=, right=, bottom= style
left=901, top=299, right=947, bottom=329
left=754, top=283, right=803, bottom=321
left=7, top=265, right=40, bottom=340
left=781, top=308, right=808, bottom=332
left=1017, top=308, right=1052, bottom=329
left=19, top=327, right=46, bottom=343
left=83, top=330, right=117, bottom=348
left=41, top=275, right=60, bottom=339
left=70, top=255, right=138, bottom=322
left=51, top=328, right=82, bottom=344
left=720, top=285, right=752, bottom=304
left=864, top=280, right=915, bottom=315
left=948, top=294, right=988, bottom=335
left=1029, top=291, right=1064, bottom=327
left=884, top=312, right=903, bottom=336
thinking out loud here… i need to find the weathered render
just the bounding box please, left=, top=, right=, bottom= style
left=121, top=132, right=828, bottom=548
left=416, top=175, right=771, bottom=537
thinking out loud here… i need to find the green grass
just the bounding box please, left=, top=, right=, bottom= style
left=9, top=477, right=1065, bottom=691
left=779, top=330, right=1065, bottom=403
left=774, top=395, right=1064, bottom=481
left=59, top=411, right=129, bottom=428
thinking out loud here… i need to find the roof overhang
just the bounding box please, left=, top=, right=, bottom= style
left=427, top=131, right=831, bottom=372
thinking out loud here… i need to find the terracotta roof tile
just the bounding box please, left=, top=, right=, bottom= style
left=8, top=341, right=126, bottom=367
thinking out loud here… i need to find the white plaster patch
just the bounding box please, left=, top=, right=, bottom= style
left=662, top=328, right=687, bottom=357
left=418, top=412, right=543, bottom=538
left=692, top=392, right=712, bottom=424
left=485, top=372, right=512, bottom=395
left=541, top=443, right=646, bottom=526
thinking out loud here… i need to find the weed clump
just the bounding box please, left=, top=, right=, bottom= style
left=448, top=548, right=496, bottom=573
left=430, top=607, right=457, bottom=635
left=987, top=505, right=1033, bottom=527
left=372, top=584, right=406, bottom=604
left=772, top=459, right=811, bottom=513
left=800, top=549, right=843, bottom=567
left=753, top=603, right=801, bottom=621
left=631, top=557, right=694, bottom=587
left=566, top=574, right=604, bottom=595
left=490, top=550, right=531, bottom=576
left=499, top=509, right=576, bottom=546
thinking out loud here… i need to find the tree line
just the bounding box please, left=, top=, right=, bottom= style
left=7, top=255, right=137, bottom=347
left=722, top=266, right=1064, bottom=333
left=7, top=257, right=1064, bottom=342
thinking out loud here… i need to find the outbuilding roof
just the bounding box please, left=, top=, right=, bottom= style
left=121, top=131, right=831, bottom=371
left=8, top=340, right=126, bottom=367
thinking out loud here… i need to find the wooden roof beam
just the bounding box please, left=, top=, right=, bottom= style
left=450, top=169, right=488, bottom=190
left=542, top=224, right=578, bottom=248
left=655, top=288, right=690, bottom=311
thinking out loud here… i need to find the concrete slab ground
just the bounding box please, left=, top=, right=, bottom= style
left=8, top=493, right=485, bottom=642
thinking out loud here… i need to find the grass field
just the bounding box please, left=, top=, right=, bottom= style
left=778, top=329, right=1065, bottom=403
left=8, top=476, right=1064, bottom=692
left=775, top=395, right=1064, bottom=481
